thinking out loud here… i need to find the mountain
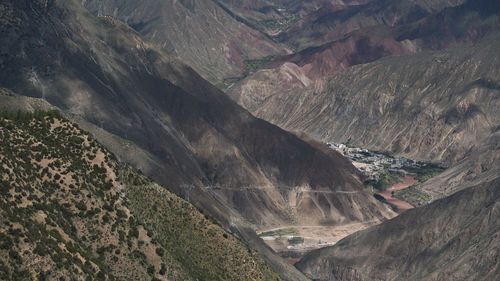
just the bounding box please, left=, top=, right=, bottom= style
left=277, top=0, right=467, bottom=50
left=296, top=176, right=500, bottom=281
left=0, top=1, right=395, bottom=279
left=213, top=0, right=374, bottom=37
left=228, top=0, right=500, bottom=200
left=83, top=0, right=288, bottom=87
left=0, top=0, right=394, bottom=231
left=0, top=101, right=280, bottom=281
left=230, top=0, right=500, bottom=95
left=233, top=37, right=500, bottom=163
left=233, top=38, right=500, bottom=200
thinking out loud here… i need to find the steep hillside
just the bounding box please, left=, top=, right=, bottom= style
left=231, top=32, right=500, bottom=199
left=83, top=0, right=288, bottom=87
left=278, top=0, right=467, bottom=50
left=0, top=0, right=393, bottom=231
left=234, top=38, right=500, bottom=164
left=214, top=0, right=374, bottom=37
left=230, top=0, right=500, bottom=101
left=0, top=1, right=394, bottom=279
left=296, top=176, right=500, bottom=281
left=0, top=110, right=280, bottom=281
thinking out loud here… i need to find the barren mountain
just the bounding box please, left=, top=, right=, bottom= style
left=83, top=0, right=288, bottom=87
left=237, top=38, right=500, bottom=198
left=221, top=2, right=500, bottom=279
left=229, top=0, right=500, bottom=200
left=296, top=176, right=500, bottom=281
left=231, top=0, right=500, bottom=96
left=0, top=1, right=395, bottom=279
left=278, top=0, right=467, bottom=50
left=236, top=37, right=500, bottom=162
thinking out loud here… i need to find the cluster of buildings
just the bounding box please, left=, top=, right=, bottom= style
left=327, top=142, right=421, bottom=181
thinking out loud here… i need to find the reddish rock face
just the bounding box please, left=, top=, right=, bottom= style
left=271, top=32, right=410, bottom=80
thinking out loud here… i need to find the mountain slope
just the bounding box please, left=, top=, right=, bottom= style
left=230, top=0, right=500, bottom=103
left=83, top=0, right=288, bottom=87
left=0, top=0, right=393, bottom=230
left=0, top=107, right=280, bottom=281
left=296, top=176, right=500, bottom=281
left=237, top=38, right=500, bottom=164
left=0, top=1, right=394, bottom=279
left=278, top=0, right=467, bottom=50
left=230, top=32, right=500, bottom=200
left=227, top=0, right=500, bottom=203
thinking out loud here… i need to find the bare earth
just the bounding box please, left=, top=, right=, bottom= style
left=258, top=220, right=380, bottom=263
left=257, top=176, right=418, bottom=263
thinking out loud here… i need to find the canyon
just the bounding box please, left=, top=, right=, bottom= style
left=0, top=0, right=498, bottom=280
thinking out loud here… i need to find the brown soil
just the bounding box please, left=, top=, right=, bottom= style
left=380, top=176, right=417, bottom=212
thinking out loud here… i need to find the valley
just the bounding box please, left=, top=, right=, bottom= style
left=0, top=0, right=498, bottom=280
left=328, top=142, right=446, bottom=207
left=258, top=221, right=380, bottom=265
left=256, top=142, right=446, bottom=264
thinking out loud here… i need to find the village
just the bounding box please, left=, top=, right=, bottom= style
left=327, top=142, right=423, bottom=182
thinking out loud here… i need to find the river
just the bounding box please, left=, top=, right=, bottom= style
left=380, top=176, right=417, bottom=212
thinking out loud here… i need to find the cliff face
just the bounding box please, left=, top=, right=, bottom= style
left=296, top=176, right=500, bottom=281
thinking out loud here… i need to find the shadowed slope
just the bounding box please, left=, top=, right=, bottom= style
left=83, top=0, right=288, bottom=87
left=0, top=1, right=394, bottom=279
left=297, top=177, right=500, bottom=281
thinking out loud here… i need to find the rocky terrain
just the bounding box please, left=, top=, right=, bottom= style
left=231, top=0, right=500, bottom=98
left=0, top=1, right=400, bottom=280
left=296, top=177, right=500, bottom=281
left=0, top=108, right=280, bottom=281
left=1, top=1, right=498, bottom=280
left=83, top=0, right=289, bottom=87
left=232, top=37, right=500, bottom=199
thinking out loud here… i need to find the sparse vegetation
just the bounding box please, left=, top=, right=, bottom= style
left=259, top=14, right=300, bottom=33
left=244, top=55, right=276, bottom=74
left=0, top=110, right=280, bottom=281
left=368, top=172, right=403, bottom=191
left=394, top=186, right=433, bottom=206
left=404, top=164, right=446, bottom=183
